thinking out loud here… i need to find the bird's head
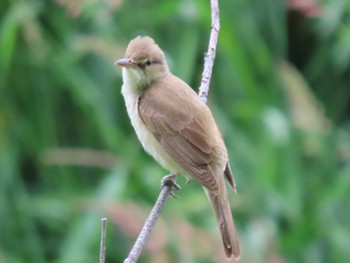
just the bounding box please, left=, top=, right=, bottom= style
left=115, top=36, right=169, bottom=90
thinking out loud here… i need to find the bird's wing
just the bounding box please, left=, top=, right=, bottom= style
left=138, top=75, right=224, bottom=192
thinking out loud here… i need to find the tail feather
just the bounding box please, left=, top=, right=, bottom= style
left=208, top=189, right=240, bottom=260
left=224, top=163, right=236, bottom=192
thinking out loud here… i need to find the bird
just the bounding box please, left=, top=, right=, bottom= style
left=115, top=36, right=240, bottom=260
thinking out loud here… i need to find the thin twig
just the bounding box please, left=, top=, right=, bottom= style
left=123, top=186, right=173, bottom=263
left=199, top=0, right=220, bottom=104
left=99, top=218, right=107, bottom=263
left=123, top=1, right=220, bottom=262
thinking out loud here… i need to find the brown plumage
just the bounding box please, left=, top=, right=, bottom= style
left=116, top=36, right=240, bottom=260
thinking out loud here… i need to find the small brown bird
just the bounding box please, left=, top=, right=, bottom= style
left=115, top=36, right=240, bottom=260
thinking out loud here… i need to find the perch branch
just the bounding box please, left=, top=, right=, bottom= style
left=123, top=186, right=173, bottom=263
left=123, top=1, right=220, bottom=262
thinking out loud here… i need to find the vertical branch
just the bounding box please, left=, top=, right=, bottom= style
left=199, top=0, right=220, bottom=103
left=99, top=218, right=107, bottom=263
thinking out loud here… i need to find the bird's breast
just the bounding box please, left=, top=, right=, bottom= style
left=121, top=82, right=182, bottom=173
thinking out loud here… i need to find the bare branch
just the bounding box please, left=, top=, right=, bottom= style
left=199, top=0, right=220, bottom=104
left=99, top=218, right=107, bottom=263
left=123, top=1, right=220, bottom=262
left=123, top=185, right=173, bottom=263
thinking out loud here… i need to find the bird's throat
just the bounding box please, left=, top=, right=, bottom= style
left=122, top=67, right=154, bottom=91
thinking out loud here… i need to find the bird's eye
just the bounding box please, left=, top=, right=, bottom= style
left=145, top=60, right=152, bottom=66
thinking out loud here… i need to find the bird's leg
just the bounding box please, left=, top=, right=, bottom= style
left=161, top=173, right=181, bottom=198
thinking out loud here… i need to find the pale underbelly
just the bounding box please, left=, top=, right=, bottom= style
left=131, top=114, right=183, bottom=174
left=122, top=83, right=183, bottom=174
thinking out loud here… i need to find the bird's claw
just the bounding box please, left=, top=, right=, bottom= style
left=161, top=173, right=181, bottom=197
left=169, top=191, right=180, bottom=198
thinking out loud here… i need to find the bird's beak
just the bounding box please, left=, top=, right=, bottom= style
left=114, top=58, right=136, bottom=68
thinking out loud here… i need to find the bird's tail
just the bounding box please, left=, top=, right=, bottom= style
left=207, top=187, right=240, bottom=260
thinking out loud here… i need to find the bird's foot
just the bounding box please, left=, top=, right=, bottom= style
left=161, top=173, right=180, bottom=198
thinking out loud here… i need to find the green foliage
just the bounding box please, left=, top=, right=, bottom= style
left=1, top=0, right=349, bottom=262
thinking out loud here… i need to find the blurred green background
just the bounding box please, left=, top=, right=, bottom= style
left=1, top=0, right=350, bottom=262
